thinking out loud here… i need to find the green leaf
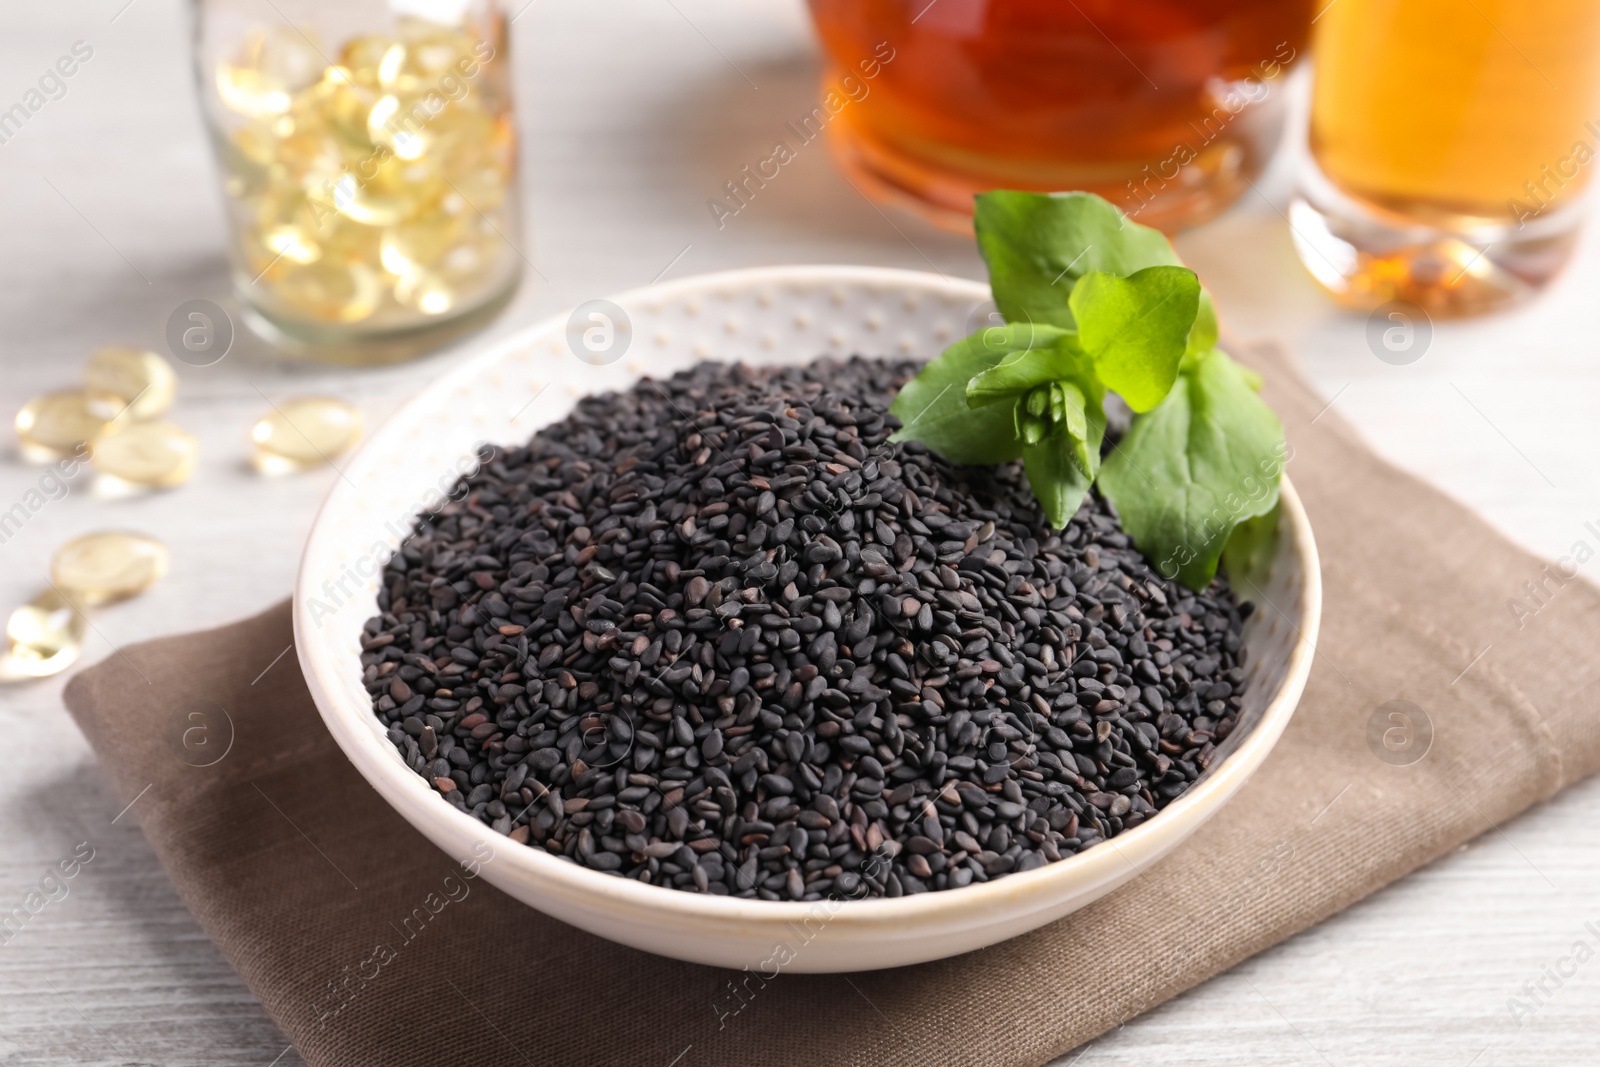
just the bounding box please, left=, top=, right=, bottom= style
left=964, top=332, right=1087, bottom=408
left=960, top=331, right=1100, bottom=406
left=890, top=324, right=1066, bottom=464
left=1053, top=382, right=1088, bottom=444
left=1066, top=386, right=1106, bottom=481
left=1023, top=429, right=1094, bottom=529
left=963, top=336, right=1107, bottom=489
left=1098, top=349, right=1285, bottom=591
left=1069, top=266, right=1200, bottom=413
left=1188, top=291, right=1220, bottom=357
left=1221, top=502, right=1280, bottom=600
left=974, top=190, right=1186, bottom=330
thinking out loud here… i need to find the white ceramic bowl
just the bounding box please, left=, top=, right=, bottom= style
left=296, top=266, right=1321, bottom=973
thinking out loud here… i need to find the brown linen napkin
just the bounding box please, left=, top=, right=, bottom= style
left=64, top=342, right=1600, bottom=1067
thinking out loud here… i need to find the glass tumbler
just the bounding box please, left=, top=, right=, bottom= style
left=192, top=0, right=522, bottom=363
left=806, top=0, right=1312, bottom=233
left=1290, top=0, right=1600, bottom=314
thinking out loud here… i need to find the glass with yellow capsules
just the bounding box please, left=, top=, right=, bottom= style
left=194, top=0, right=522, bottom=363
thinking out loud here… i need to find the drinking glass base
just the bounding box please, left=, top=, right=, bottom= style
left=239, top=267, right=522, bottom=367
left=1288, top=169, right=1583, bottom=317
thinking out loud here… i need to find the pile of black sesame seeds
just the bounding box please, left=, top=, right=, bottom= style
left=360, top=357, right=1252, bottom=900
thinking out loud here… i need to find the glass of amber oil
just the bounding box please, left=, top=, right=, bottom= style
left=806, top=0, right=1312, bottom=234
left=194, top=0, right=522, bottom=363
left=1291, top=0, right=1600, bottom=315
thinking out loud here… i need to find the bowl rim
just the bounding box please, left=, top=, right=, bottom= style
left=295, top=264, right=1322, bottom=929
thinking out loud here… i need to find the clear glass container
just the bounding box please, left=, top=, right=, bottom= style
left=192, top=0, right=522, bottom=363
left=1290, top=0, right=1600, bottom=315
left=805, top=0, right=1312, bottom=234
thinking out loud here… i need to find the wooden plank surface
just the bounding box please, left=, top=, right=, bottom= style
left=3, top=1, right=1599, bottom=1063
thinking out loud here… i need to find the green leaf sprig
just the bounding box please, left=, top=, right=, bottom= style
left=889, top=191, right=1287, bottom=593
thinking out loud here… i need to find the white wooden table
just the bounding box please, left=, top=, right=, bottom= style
left=3, top=2, right=1599, bottom=1063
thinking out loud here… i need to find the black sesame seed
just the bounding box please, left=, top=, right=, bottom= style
left=360, top=357, right=1251, bottom=898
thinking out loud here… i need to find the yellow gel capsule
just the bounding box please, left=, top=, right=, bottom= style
left=295, top=67, right=381, bottom=154
left=0, top=589, right=86, bottom=682
left=380, top=27, right=478, bottom=94
left=51, top=531, right=170, bottom=606
left=366, top=93, right=432, bottom=161
left=215, top=26, right=326, bottom=118
left=84, top=347, right=177, bottom=421
left=394, top=270, right=456, bottom=315
left=319, top=219, right=383, bottom=268
left=252, top=396, right=363, bottom=470
left=231, top=121, right=283, bottom=170
left=441, top=165, right=509, bottom=215
left=322, top=171, right=406, bottom=227
left=261, top=112, right=345, bottom=177
left=92, top=421, right=200, bottom=488
left=430, top=106, right=497, bottom=163
left=270, top=259, right=383, bottom=323
left=262, top=223, right=323, bottom=265
left=338, top=34, right=397, bottom=86
left=248, top=186, right=334, bottom=258
left=361, top=154, right=448, bottom=207
left=15, top=390, right=124, bottom=461
left=379, top=211, right=463, bottom=276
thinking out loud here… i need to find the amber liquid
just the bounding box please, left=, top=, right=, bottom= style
left=1311, top=0, right=1600, bottom=224
left=807, top=0, right=1311, bottom=231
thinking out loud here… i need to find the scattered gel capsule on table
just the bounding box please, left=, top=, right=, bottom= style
left=84, top=347, right=178, bottom=421
left=0, top=589, right=86, bottom=682
left=92, top=421, right=200, bottom=488
left=15, top=390, right=124, bottom=462
left=251, top=396, right=363, bottom=472
left=51, top=531, right=170, bottom=606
